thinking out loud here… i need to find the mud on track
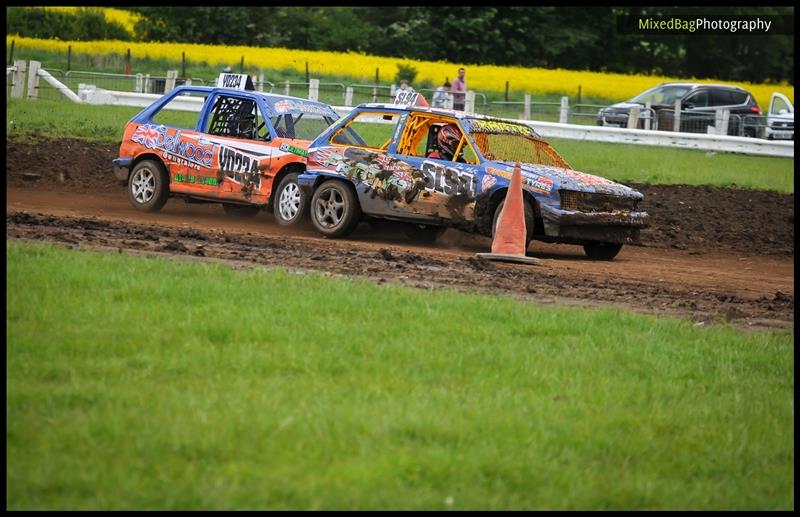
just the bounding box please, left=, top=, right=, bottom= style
left=6, top=136, right=795, bottom=329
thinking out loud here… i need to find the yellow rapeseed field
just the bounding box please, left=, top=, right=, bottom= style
left=8, top=35, right=793, bottom=105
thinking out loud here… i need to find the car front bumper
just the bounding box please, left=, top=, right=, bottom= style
left=540, top=204, right=650, bottom=244
left=112, top=157, right=133, bottom=183
left=765, top=127, right=794, bottom=140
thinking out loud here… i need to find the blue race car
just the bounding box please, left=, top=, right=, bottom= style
left=296, top=104, right=649, bottom=260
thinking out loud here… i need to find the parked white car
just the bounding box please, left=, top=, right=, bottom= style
left=765, top=92, right=794, bottom=140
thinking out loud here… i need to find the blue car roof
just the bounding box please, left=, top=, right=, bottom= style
left=171, top=85, right=339, bottom=119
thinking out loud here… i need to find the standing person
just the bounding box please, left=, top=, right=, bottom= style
left=451, top=67, right=467, bottom=111
left=432, top=79, right=451, bottom=108
left=399, top=79, right=415, bottom=93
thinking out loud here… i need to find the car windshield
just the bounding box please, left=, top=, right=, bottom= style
left=630, top=85, right=691, bottom=105
left=270, top=113, right=338, bottom=141
left=469, top=124, right=570, bottom=169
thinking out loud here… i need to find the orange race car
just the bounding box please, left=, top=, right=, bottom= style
left=112, top=73, right=340, bottom=224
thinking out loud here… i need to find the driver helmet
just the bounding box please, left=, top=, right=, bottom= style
left=437, top=123, right=462, bottom=158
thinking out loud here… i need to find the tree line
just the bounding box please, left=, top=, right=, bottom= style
left=8, top=6, right=794, bottom=85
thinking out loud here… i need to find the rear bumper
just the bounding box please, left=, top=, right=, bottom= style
left=112, top=157, right=133, bottom=182
left=541, top=204, right=650, bottom=244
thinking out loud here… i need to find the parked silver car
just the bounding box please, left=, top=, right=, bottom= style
left=597, top=82, right=762, bottom=137
left=765, top=92, right=794, bottom=140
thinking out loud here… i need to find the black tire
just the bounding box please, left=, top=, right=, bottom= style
left=310, top=180, right=361, bottom=238
left=273, top=173, right=307, bottom=226
left=583, top=242, right=623, bottom=261
left=222, top=203, right=261, bottom=217
left=404, top=224, right=445, bottom=245
left=492, top=198, right=535, bottom=251
left=128, top=159, right=169, bottom=212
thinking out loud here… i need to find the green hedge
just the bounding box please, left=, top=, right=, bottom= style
left=6, top=7, right=131, bottom=42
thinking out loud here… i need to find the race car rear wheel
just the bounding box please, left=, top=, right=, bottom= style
left=222, top=203, right=261, bottom=217
left=310, top=180, right=361, bottom=238
left=273, top=173, right=307, bottom=226
left=128, top=159, right=169, bottom=212
left=492, top=199, right=534, bottom=251
left=583, top=242, right=623, bottom=260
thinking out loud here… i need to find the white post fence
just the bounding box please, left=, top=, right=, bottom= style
left=135, top=73, right=143, bottom=93
left=308, top=78, right=319, bottom=101
left=559, top=96, right=569, bottom=124
left=644, top=101, right=652, bottom=130
left=26, top=60, right=41, bottom=99
left=344, top=86, right=353, bottom=107
left=718, top=109, right=730, bottom=136
left=465, top=90, right=475, bottom=114
left=523, top=94, right=531, bottom=120
left=11, top=60, right=26, bottom=99
left=672, top=100, right=681, bottom=132
left=627, top=105, right=640, bottom=129
left=165, top=70, right=177, bottom=93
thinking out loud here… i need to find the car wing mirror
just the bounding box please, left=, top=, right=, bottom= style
left=683, top=102, right=694, bottom=110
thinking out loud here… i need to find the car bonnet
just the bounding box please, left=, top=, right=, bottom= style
left=486, top=161, right=643, bottom=199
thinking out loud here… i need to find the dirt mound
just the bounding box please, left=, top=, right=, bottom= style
left=5, top=136, right=794, bottom=256
left=631, top=183, right=793, bottom=256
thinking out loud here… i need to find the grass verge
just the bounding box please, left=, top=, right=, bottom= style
left=6, top=241, right=794, bottom=509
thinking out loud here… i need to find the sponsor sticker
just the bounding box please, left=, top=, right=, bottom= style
left=131, top=124, right=214, bottom=170
left=217, top=145, right=263, bottom=188
left=274, top=99, right=296, bottom=113
left=485, top=166, right=553, bottom=195
left=279, top=142, right=308, bottom=157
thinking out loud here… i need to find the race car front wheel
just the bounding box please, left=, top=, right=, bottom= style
left=128, top=159, right=169, bottom=212
left=273, top=173, right=307, bottom=226
left=583, top=242, right=623, bottom=260
left=310, top=180, right=361, bottom=238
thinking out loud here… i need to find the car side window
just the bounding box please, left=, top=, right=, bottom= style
left=730, top=91, right=748, bottom=105
left=330, top=112, right=401, bottom=150
left=206, top=95, right=269, bottom=141
left=684, top=90, right=709, bottom=108
left=150, top=91, right=207, bottom=129
left=711, top=90, right=735, bottom=107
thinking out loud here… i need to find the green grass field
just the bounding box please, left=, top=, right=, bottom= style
left=6, top=242, right=795, bottom=509
left=6, top=99, right=794, bottom=193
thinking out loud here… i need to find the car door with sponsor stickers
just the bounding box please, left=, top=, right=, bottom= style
left=390, top=112, right=482, bottom=224
left=197, top=92, right=277, bottom=204
left=313, top=110, right=483, bottom=224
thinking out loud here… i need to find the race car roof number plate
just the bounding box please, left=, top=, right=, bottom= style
left=217, top=73, right=255, bottom=91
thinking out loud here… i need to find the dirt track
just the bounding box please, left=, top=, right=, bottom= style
left=6, top=137, right=795, bottom=329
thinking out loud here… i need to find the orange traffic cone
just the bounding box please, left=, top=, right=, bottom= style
left=476, top=162, right=542, bottom=265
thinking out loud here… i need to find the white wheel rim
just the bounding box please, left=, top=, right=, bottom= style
left=279, top=183, right=301, bottom=221
left=131, top=168, right=156, bottom=204
left=314, top=187, right=345, bottom=229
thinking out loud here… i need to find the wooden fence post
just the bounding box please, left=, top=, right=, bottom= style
left=27, top=60, right=41, bottom=99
